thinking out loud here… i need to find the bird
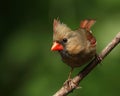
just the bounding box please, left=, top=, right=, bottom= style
left=51, top=18, right=97, bottom=80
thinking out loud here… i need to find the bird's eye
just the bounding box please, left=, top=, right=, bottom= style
left=62, top=38, right=67, bottom=43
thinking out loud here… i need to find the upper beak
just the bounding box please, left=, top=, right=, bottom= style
left=51, top=42, right=63, bottom=51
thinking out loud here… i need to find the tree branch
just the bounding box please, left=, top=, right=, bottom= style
left=53, top=32, right=120, bottom=96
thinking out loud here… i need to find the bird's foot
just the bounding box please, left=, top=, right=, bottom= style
left=63, top=78, right=72, bottom=86
left=63, top=78, right=81, bottom=90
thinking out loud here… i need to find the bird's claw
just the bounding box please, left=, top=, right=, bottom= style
left=63, top=78, right=72, bottom=86
left=63, top=78, right=81, bottom=90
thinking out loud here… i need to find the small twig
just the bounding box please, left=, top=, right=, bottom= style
left=53, top=32, right=120, bottom=96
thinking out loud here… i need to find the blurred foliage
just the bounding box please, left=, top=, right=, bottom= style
left=0, top=0, right=120, bottom=96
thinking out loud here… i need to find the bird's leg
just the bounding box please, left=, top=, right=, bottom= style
left=68, top=68, right=73, bottom=80
left=64, top=68, right=80, bottom=89
left=64, top=68, right=73, bottom=86
left=63, top=68, right=73, bottom=87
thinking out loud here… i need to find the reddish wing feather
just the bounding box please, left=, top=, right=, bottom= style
left=80, top=19, right=96, bottom=46
left=87, top=33, right=96, bottom=46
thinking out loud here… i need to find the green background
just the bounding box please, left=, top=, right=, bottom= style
left=1, top=0, right=120, bottom=96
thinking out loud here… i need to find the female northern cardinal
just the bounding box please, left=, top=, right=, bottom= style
left=51, top=19, right=96, bottom=79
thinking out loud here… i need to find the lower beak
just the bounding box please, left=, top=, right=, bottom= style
left=51, top=42, right=63, bottom=51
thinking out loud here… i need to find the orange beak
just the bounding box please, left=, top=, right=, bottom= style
left=51, top=42, right=63, bottom=51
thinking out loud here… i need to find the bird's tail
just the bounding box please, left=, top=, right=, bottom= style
left=80, top=19, right=96, bottom=32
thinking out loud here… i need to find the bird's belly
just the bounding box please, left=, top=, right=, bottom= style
left=62, top=56, right=90, bottom=68
left=60, top=51, right=95, bottom=68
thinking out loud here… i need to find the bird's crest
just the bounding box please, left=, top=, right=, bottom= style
left=53, top=19, right=71, bottom=35
left=53, top=18, right=60, bottom=33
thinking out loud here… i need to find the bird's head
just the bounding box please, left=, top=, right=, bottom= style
left=51, top=19, right=83, bottom=54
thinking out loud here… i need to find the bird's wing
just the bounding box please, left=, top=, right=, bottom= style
left=80, top=19, right=96, bottom=47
